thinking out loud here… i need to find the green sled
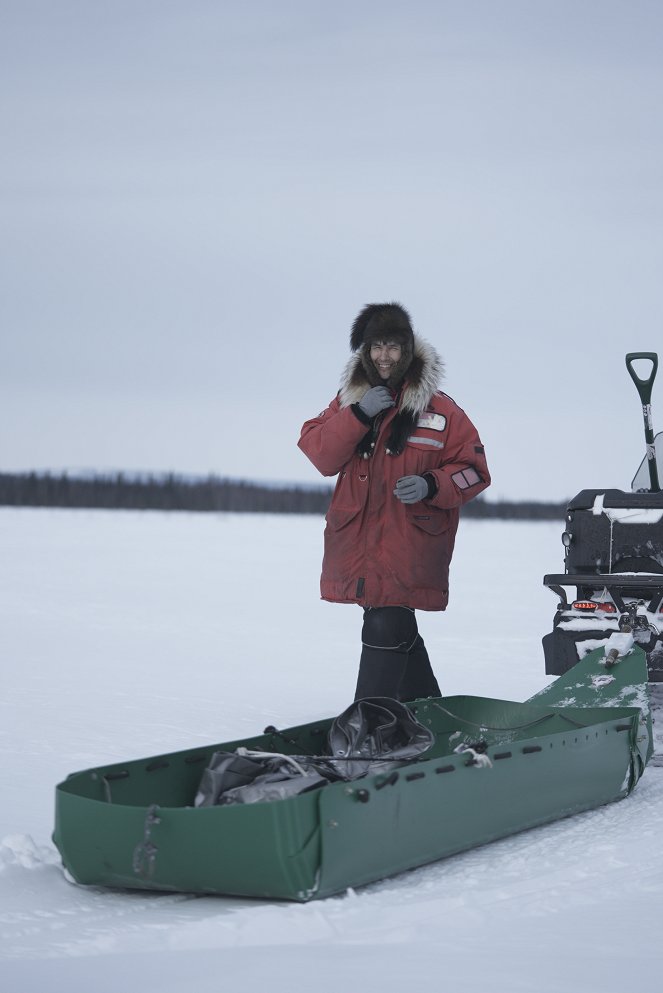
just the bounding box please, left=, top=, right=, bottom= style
left=53, top=647, right=653, bottom=901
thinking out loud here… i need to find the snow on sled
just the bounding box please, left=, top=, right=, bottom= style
left=53, top=645, right=653, bottom=902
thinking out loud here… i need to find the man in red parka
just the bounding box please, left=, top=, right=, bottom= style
left=299, top=302, right=490, bottom=701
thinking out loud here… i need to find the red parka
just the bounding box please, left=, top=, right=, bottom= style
left=299, top=337, right=490, bottom=611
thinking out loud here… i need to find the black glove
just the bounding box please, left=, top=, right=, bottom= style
left=357, top=386, right=395, bottom=418
left=393, top=475, right=431, bottom=504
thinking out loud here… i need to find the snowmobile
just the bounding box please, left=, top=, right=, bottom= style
left=543, top=353, right=663, bottom=682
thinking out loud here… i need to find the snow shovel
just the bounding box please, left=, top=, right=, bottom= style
left=626, top=352, right=661, bottom=492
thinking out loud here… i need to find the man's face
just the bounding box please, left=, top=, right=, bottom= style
left=369, top=340, right=402, bottom=380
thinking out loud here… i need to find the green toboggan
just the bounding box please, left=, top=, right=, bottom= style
left=53, top=646, right=653, bottom=901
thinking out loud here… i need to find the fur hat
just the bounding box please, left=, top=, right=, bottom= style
left=350, top=302, right=414, bottom=390
left=350, top=302, right=414, bottom=352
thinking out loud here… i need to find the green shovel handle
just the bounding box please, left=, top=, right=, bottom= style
left=625, top=352, right=658, bottom=405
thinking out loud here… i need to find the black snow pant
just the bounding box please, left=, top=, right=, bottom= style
left=354, top=606, right=441, bottom=702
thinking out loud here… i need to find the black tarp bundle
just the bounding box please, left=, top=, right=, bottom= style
left=195, top=697, right=435, bottom=807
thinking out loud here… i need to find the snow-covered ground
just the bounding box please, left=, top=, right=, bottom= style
left=1, top=508, right=662, bottom=992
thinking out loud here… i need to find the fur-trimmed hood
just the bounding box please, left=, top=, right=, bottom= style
left=338, top=335, right=445, bottom=457
left=339, top=334, right=444, bottom=415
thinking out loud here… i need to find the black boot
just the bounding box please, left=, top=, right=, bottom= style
left=354, top=645, right=408, bottom=700
left=398, top=634, right=441, bottom=701
left=354, top=606, right=418, bottom=701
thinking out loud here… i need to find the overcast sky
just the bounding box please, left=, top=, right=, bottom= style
left=2, top=0, right=663, bottom=500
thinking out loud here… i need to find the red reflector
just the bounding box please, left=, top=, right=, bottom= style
left=596, top=602, right=617, bottom=613
left=572, top=601, right=598, bottom=611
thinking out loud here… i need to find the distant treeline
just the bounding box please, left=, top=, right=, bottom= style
left=0, top=471, right=331, bottom=514
left=0, top=471, right=567, bottom=520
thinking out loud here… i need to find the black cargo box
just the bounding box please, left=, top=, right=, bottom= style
left=562, top=488, right=663, bottom=576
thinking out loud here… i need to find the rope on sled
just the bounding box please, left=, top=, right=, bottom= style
left=429, top=702, right=587, bottom=732
left=235, top=747, right=310, bottom=776
left=132, top=804, right=161, bottom=879
left=453, top=743, right=493, bottom=768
